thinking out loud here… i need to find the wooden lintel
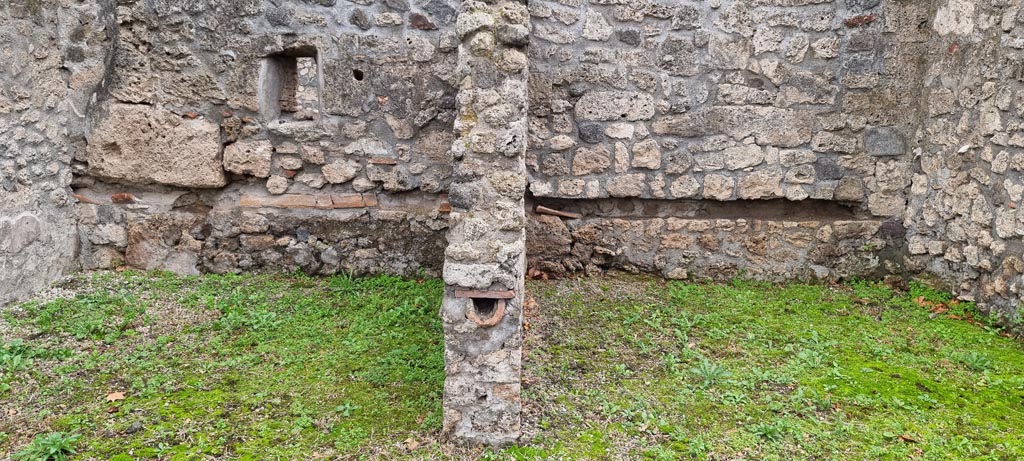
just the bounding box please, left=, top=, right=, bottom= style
left=536, top=205, right=582, bottom=220
left=454, top=289, right=515, bottom=299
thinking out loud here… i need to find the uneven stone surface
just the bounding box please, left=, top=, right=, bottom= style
left=224, top=140, right=273, bottom=179
left=441, top=0, right=529, bottom=446
left=903, top=0, right=1024, bottom=327
left=526, top=0, right=921, bottom=206
left=527, top=204, right=892, bottom=282
left=0, top=1, right=115, bottom=306
left=87, top=104, right=226, bottom=188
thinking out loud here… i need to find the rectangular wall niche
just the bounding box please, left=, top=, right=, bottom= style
left=259, top=48, right=322, bottom=123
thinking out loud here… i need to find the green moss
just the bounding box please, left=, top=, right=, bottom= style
left=511, top=277, right=1024, bottom=459
left=4, top=272, right=1024, bottom=459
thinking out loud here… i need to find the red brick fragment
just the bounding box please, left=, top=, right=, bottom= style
left=72, top=193, right=102, bottom=205
left=844, top=14, right=875, bottom=28
left=240, top=194, right=316, bottom=208
left=110, top=193, right=139, bottom=204
left=330, top=194, right=370, bottom=209
left=454, top=289, right=515, bottom=299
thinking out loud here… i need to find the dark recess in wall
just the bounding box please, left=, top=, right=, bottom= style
left=528, top=193, right=865, bottom=221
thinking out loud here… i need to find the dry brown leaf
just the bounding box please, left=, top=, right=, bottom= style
left=106, top=391, right=126, bottom=402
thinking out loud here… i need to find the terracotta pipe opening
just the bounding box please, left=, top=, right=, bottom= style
left=455, top=289, right=514, bottom=328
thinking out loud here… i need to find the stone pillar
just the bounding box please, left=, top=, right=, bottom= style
left=440, top=0, right=530, bottom=446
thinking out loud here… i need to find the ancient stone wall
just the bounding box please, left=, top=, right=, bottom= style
left=524, top=0, right=933, bottom=281
left=4, top=0, right=1010, bottom=312
left=520, top=0, right=1024, bottom=329
left=70, top=0, right=461, bottom=280
left=0, top=1, right=115, bottom=306
left=440, top=0, right=530, bottom=444
left=906, top=0, right=1024, bottom=325
left=527, top=0, right=926, bottom=207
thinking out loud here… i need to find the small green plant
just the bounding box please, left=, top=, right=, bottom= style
left=959, top=351, right=992, bottom=372
left=25, top=291, right=146, bottom=342
left=686, top=434, right=711, bottom=459
left=720, top=390, right=749, bottom=405
left=217, top=309, right=282, bottom=331
left=795, top=349, right=826, bottom=368
left=690, top=358, right=730, bottom=388
left=643, top=445, right=677, bottom=461
left=812, top=393, right=835, bottom=412
left=1, top=340, right=34, bottom=372
left=293, top=415, right=315, bottom=431
left=13, top=432, right=80, bottom=461
left=661, top=353, right=680, bottom=375
left=334, top=401, right=360, bottom=417
left=860, top=242, right=879, bottom=252
left=751, top=420, right=792, bottom=443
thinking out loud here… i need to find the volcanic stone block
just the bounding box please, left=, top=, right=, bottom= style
left=86, top=104, right=226, bottom=188
left=865, top=127, right=907, bottom=157
left=704, top=174, right=735, bottom=200
left=631, top=139, right=662, bottom=169
left=224, top=140, right=273, bottom=178
left=575, top=91, right=656, bottom=121
left=572, top=146, right=612, bottom=175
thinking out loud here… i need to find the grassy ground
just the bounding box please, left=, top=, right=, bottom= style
left=1, top=271, right=1022, bottom=460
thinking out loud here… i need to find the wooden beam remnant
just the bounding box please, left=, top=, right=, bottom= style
left=535, top=205, right=582, bottom=220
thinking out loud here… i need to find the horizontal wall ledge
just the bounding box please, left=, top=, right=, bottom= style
left=240, top=193, right=378, bottom=209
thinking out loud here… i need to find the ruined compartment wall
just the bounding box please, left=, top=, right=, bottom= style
left=906, top=0, right=1024, bottom=325
left=525, top=0, right=932, bottom=280
left=0, top=1, right=115, bottom=305
left=440, top=0, right=530, bottom=443
left=74, top=0, right=460, bottom=277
